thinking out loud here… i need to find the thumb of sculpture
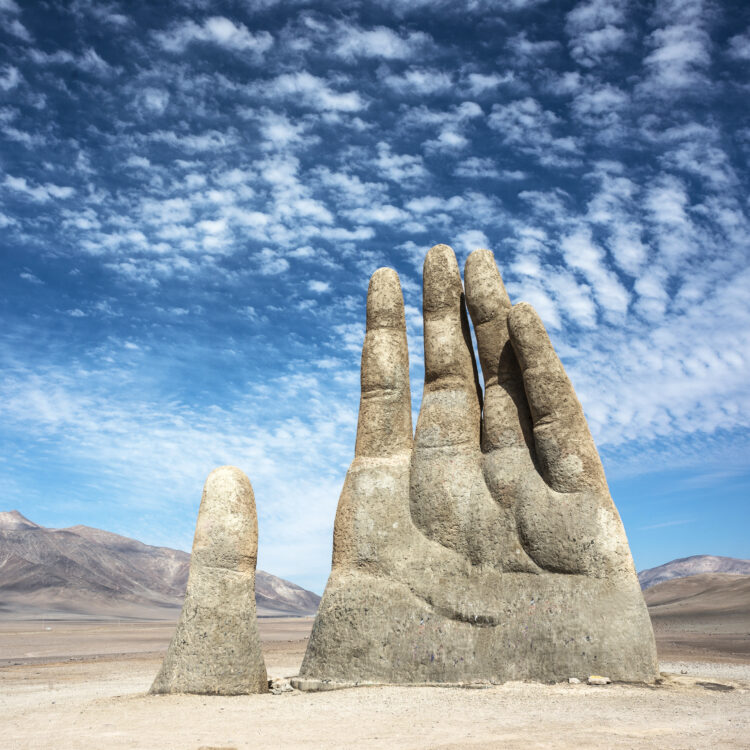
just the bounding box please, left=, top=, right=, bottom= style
left=150, top=466, right=268, bottom=695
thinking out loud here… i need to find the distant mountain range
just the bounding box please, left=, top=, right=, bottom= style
left=0, top=510, right=320, bottom=619
left=2, top=509, right=747, bottom=620
left=638, top=554, right=750, bottom=589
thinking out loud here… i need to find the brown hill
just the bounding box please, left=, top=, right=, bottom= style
left=645, top=573, right=750, bottom=661
left=0, top=511, right=319, bottom=620
left=645, top=573, right=750, bottom=623
left=638, top=554, right=750, bottom=589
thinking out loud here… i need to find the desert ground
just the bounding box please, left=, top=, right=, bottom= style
left=1, top=611, right=749, bottom=750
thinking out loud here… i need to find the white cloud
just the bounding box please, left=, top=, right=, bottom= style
left=28, top=47, right=112, bottom=74
left=644, top=25, right=711, bottom=89
left=0, top=122, right=43, bottom=147
left=139, top=87, right=169, bottom=114
left=728, top=30, right=750, bottom=60
left=402, top=101, right=482, bottom=152
left=313, top=168, right=387, bottom=206
left=572, top=84, right=628, bottom=123
left=518, top=188, right=572, bottom=224
left=571, top=83, right=630, bottom=143
left=3, top=175, right=75, bottom=202
left=585, top=166, right=647, bottom=276
left=333, top=24, right=431, bottom=60
left=506, top=31, right=560, bottom=61
left=125, top=155, right=151, bottom=169
left=236, top=109, right=322, bottom=157
left=70, top=0, right=130, bottom=27
left=560, top=228, right=630, bottom=320
left=569, top=268, right=750, bottom=449
left=488, top=98, right=581, bottom=167
left=655, top=123, right=738, bottom=189
left=259, top=71, right=365, bottom=112
left=454, top=157, right=499, bottom=178
left=402, top=101, right=482, bottom=129
left=453, top=157, right=526, bottom=180
left=381, top=67, right=452, bottom=95
left=256, top=110, right=310, bottom=147
left=506, top=278, right=562, bottom=330
left=290, top=246, right=316, bottom=259
left=258, top=247, right=290, bottom=275
left=155, top=16, right=273, bottom=56
left=373, top=0, right=552, bottom=13
left=641, top=0, right=712, bottom=94
left=455, top=229, right=489, bottom=258
left=0, top=65, right=21, bottom=90
left=374, top=142, right=428, bottom=181
left=565, top=0, right=629, bottom=66
left=148, top=129, right=239, bottom=151
left=424, top=128, right=468, bottom=152
left=283, top=196, right=334, bottom=224
left=645, top=176, right=689, bottom=229
left=197, top=218, right=227, bottom=235
left=343, top=203, right=409, bottom=224
left=464, top=71, right=514, bottom=96
left=633, top=267, right=669, bottom=317
left=406, top=195, right=465, bottom=214
left=140, top=196, right=192, bottom=224
left=7, top=17, right=32, bottom=42
left=319, top=226, right=375, bottom=242
left=0, top=211, right=17, bottom=228
left=308, top=280, right=330, bottom=293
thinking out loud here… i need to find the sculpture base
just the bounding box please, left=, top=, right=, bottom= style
left=299, top=570, right=659, bottom=686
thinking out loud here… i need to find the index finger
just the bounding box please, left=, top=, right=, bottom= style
left=355, top=267, right=413, bottom=458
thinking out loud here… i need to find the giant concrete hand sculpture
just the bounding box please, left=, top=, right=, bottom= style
left=151, top=466, right=268, bottom=695
left=298, top=244, right=657, bottom=686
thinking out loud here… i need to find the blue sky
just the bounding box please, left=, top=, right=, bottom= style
left=1, top=0, right=749, bottom=593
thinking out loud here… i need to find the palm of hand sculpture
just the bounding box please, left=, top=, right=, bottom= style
left=299, top=245, right=657, bottom=687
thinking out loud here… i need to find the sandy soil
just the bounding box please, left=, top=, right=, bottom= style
left=1, top=618, right=749, bottom=749
left=0, top=618, right=312, bottom=665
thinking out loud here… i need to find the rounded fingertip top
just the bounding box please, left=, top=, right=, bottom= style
left=203, top=466, right=254, bottom=505
left=423, top=244, right=462, bottom=313
left=206, top=464, right=249, bottom=485
left=508, top=302, right=547, bottom=368
left=508, top=301, right=538, bottom=326
left=465, top=247, right=494, bottom=264
left=464, top=248, right=510, bottom=324
left=366, top=267, right=405, bottom=330
left=195, top=466, right=257, bottom=564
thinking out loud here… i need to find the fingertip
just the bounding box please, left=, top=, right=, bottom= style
left=205, top=465, right=253, bottom=494
left=508, top=302, right=546, bottom=369
left=508, top=300, right=536, bottom=325
left=195, top=466, right=257, bottom=565
left=465, top=247, right=494, bottom=268
left=464, top=248, right=510, bottom=325
left=366, top=267, right=405, bottom=330
left=371, top=266, right=399, bottom=286
left=423, top=244, right=462, bottom=313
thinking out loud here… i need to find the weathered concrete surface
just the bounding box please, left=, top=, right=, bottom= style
left=300, top=245, right=657, bottom=686
left=150, top=466, right=267, bottom=695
